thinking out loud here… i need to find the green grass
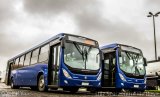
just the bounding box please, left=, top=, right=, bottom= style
left=145, top=90, right=160, bottom=93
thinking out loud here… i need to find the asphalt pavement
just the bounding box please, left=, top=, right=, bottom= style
left=0, top=82, right=160, bottom=97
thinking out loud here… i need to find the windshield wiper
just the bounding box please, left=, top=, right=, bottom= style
left=134, top=54, right=139, bottom=65
left=125, top=51, right=131, bottom=60
left=135, top=66, right=140, bottom=75
left=73, top=42, right=95, bottom=69
left=84, top=46, right=92, bottom=61
left=125, top=51, right=141, bottom=75
left=73, top=42, right=85, bottom=61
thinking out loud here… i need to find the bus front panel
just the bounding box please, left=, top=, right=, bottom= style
left=58, top=42, right=101, bottom=88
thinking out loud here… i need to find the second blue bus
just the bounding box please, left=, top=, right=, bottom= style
left=100, top=43, right=147, bottom=92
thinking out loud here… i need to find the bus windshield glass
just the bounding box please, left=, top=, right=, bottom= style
left=119, top=51, right=146, bottom=76
left=64, top=42, right=100, bottom=70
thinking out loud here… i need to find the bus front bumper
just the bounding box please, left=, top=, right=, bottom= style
left=60, top=78, right=101, bottom=88
left=119, top=82, right=146, bottom=90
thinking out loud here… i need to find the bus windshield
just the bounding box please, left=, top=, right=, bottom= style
left=119, top=51, right=146, bottom=76
left=64, top=42, right=100, bottom=70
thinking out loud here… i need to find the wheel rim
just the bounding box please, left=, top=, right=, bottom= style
left=39, top=77, right=44, bottom=89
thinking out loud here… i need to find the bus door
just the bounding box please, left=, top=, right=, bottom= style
left=102, top=51, right=116, bottom=87
left=48, top=44, right=60, bottom=86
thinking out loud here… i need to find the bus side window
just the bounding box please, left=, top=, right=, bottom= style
left=113, top=58, right=115, bottom=65
left=15, top=58, right=19, bottom=69
left=31, top=48, right=39, bottom=65
left=104, top=59, right=109, bottom=70
left=57, top=45, right=60, bottom=68
left=24, top=52, right=31, bottom=66
left=39, top=44, right=49, bottom=63
left=52, top=45, right=60, bottom=68
left=54, top=47, right=56, bottom=66
left=19, top=55, right=25, bottom=68
left=11, top=60, right=15, bottom=70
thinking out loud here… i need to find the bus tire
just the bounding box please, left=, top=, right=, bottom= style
left=11, top=78, right=19, bottom=89
left=38, top=75, right=48, bottom=92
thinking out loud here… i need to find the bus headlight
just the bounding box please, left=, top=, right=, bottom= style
left=97, top=73, right=102, bottom=81
left=119, top=73, right=126, bottom=82
left=62, top=69, right=72, bottom=79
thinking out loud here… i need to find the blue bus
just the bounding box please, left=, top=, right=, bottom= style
left=100, top=43, right=147, bottom=92
left=5, top=33, right=101, bottom=92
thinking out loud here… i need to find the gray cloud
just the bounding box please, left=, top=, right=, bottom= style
left=0, top=0, right=52, bottom=57
left=22, top=0, right=159, bottom=61
left=23, top=0, right=100, bottom=16
left=145, top=0, right=160, bottom=8
left=22, top=0, right=146, bottom=36
left=0, top=33, right=26, bottom=57
left=23, top=0, right=108, bottom=33
left=1, top=0, right=160, bottom=72
left=0, top=0, right=16, bottom=30
left=0, top=0, right=16, bottom=57
left=23, top=0, right=137, bottom=38
left=0, top=0, right=13, bottom=21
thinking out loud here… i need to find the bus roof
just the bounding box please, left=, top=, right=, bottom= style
left=100, top=43, right=118, bottom=50
left=100, top=43, right=141, bottom=51
left=8, top=33, right=98, bottom=62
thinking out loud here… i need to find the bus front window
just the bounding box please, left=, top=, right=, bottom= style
left=119, top=51, right=145, bottom=76
left=64, top=42, right=100, bottom=70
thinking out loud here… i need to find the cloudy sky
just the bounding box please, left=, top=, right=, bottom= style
left=0, top=0, right=160, bottom=72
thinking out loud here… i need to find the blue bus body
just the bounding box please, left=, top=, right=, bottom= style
left=11, top=64, right=47, bottom=86
left=6, top=33, right=101, bottom=92
left=100, top=43, right=146, bottom=92
left=11, top=63, right=101, bottom=88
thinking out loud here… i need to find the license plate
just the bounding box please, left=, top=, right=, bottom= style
left=82, top=82, right=89, bottom=86
left=134, top=85, right=139, bottom=88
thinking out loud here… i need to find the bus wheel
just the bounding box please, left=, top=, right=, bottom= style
left=38, top=75, right=48, bottom=92
left=11, top=78, right=19, bottom=89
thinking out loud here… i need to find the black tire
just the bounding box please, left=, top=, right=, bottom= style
left=30, top=86, right=37, bottom=91
left=63, top=87, right=79, bottom=93
left=38, top=75, right=48, bottom=92
left=11, top=78, right=19, bottom=89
